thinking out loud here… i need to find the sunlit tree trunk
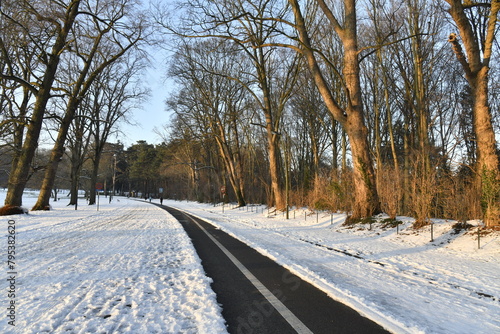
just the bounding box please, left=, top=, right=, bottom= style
left=446, top=0, right=500, bottom=227
left=289, top=0, right=380, bottom=219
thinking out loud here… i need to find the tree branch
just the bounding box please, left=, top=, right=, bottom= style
left=358, top=33, right=434, bottom=63
left=0, top=74, right=38, bottom=95
left=448, top=33, right=473, bottom=81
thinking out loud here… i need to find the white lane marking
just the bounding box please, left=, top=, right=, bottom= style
left=185, top=214, right=314, bottom=334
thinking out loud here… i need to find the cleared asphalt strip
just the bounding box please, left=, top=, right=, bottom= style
left=184, top=214, right=314, bottom=334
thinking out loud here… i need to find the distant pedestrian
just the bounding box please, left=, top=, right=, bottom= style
left=149, top=196, right=152, bottom=202
left=160, top=197, right=163, bottom=205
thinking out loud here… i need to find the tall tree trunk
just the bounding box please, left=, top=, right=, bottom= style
left=8, top=87, right=30, bottom=186
left=3, top=0, right=80, bottom=208
left=372, top=67, right=383, bottom=188
left=260, top=64, right=285, bottom=209
left=331, top=119, right=340, bottom=170
left=409, top=1, right=431, bottom=176
left=403, top=114, right=411, bottom=216
left=446, top=0, right=500, bottom=227
left=68, top=122, right=86, bottom=206
left=216, top=139, right=246, bottom=207
left=252, top=37, right=290, bottom=210
left=384, top=82, right=399, bottom=172
left=232, top=130, right=246, bottom=207
left=32, top=98, right=78, bottom=210
left=341, top=129, right=347, bottom=171
left=308, top=115, right=321, bottom=185
left=408, top=0, right=433, bottom=226
left=69, top=161, right=81, bottom=206
left=267, top=127, right=285, bottom=209
left=289, top=0, right=380, bottom=219
left=344, top=114, right=380, bottom=219
left=342, top=5, right=378, bottom=216
left=231, top=140, right=246, bottom=206
left=473, top=68, right=500, bottom=226
left=372, top=0, right=400, bottom=173
left=88, top=153, right=101, bottom=205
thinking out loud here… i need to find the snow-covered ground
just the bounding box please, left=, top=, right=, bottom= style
left=0, top=191, right=227, bottom=334
left=165, top=200, right=500, bottom=334
left=0, top=191, right=499, bottom=334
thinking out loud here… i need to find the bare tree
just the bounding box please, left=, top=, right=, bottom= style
left=0, top=0, right=81, bottom=208
left=87, top=55, right=148, bottom=205
left=288, top=0, right=380, bottom=220
left=0, top=1, right=34, bottom=181
left=168, top=40, right=251, bottom=206
left=32, top=0, right=147, bottom=210
left=159, top=0, right=301, bottom=210
left=66, top=102, right=93, bottom=206
left=445, top=0, right=500, bottom=227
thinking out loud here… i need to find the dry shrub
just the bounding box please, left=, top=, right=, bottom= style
left=440, top=171, right=482, bottom=222
left=410, top=159, right=437, bottom=229
left=289, top=187, right=307, bottom=209
left=480, top=167, right=500, bottom=227
left=377, top=166, right=403, bottom=219
left=307, top=169, right=353, bottom=213
left=307, top=175, right=334, bottom=211
left=0, top=205, right=27, bottom=216
left=335, top=169, right=354, bottom=212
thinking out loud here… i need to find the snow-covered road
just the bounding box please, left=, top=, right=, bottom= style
left=0, top=195, right=227, bottom=334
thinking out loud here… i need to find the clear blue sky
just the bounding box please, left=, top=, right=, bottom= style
left=115, top=53, right=174, bottom=147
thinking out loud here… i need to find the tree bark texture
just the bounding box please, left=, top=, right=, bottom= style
left=446, top=0, right=500, bottom=226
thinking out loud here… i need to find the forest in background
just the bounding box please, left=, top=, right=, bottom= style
left=1, top=0, right=499, bottom=228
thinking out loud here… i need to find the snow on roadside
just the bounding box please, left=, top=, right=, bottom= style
left=0, top=192, right=228, bottom=334
left=166, top=200, right=500, bottom=334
